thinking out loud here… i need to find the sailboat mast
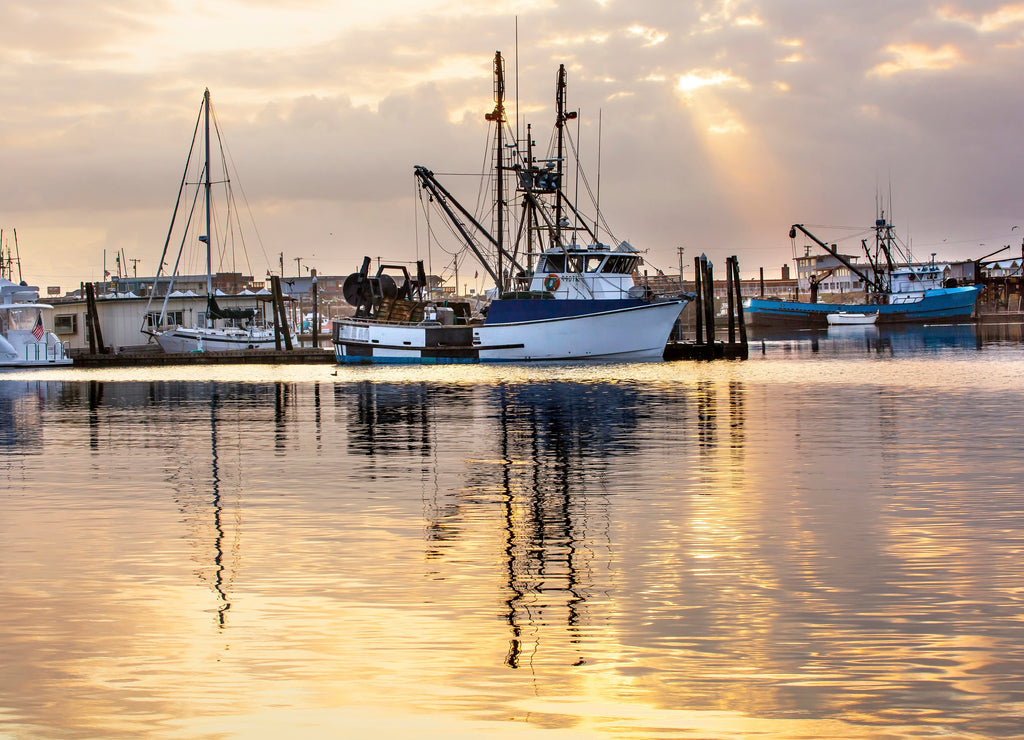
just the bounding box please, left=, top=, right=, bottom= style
left=204, top=89, right=213, bottom=303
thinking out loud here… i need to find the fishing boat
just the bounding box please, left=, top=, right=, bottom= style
left=144, top=90, right=279, bottom=353
left=0, top=277, right=72, bottom=367
left=826, top=311, right=879, bottom=325
left=332, top=53, right=691, bottom=364
left=747, top=216, right=982, bottom=327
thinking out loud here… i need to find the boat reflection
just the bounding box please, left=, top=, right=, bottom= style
left=0, top=380, right=52, bottom=449
left=342, top=378, right=747, bottom=668
left=63, top=380, right=313, bottom=627
left=751, top=322, right=984, bottom=356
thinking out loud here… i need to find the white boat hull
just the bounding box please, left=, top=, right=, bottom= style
left=155, top=326, right=278, bottom=353
left=826, top=311, right=879, bottom=325
left=333, top=300, right=685, bottom=364
left=0, top=331, right=72, bottom=368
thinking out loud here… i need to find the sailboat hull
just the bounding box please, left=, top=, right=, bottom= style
left=155, top=326, right=278, bottom=353
left=333, top=300, right=686, bottom=364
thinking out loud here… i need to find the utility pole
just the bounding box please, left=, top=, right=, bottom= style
left=294, top=257, right=303, bottom=276
left=678, top=246, right=685, bottom=289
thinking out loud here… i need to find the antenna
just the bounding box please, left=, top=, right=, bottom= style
left=13, top=228, right=23, bottom=283
left=514, top=17, right=520, bottom=146
left=595, top=109, right=602, bottom=243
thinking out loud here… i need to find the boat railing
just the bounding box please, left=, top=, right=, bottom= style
left=24, top=340, right=71, bottom=363
left=336, top=316, right=482, bottom=331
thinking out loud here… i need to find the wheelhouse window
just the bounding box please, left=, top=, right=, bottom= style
left=602, top=256, right=639, bottom=274
left=540, top=254, right=565, bottom=272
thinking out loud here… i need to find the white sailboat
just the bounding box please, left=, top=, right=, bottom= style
left=145, top=90, right=278, bottom=353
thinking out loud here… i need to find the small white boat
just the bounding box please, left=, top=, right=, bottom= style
left=826, top=311, right=879, bottom=325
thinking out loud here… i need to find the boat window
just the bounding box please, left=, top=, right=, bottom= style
left=585, top=255, right=604, bottom=273
left=602, top=256, right=639, bottom=274
left=566, top=255, right=585, bottom=273
left=541, top=254, right=565, bottom=272
left=602, top=256, right=623, bottom=273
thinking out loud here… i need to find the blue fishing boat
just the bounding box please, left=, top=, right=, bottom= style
left=332, top=53, right=691, bottom=364
left=747, top=217, right=981, bottom=327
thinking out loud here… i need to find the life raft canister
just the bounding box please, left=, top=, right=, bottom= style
left=544, top=274, right=561, bottom=291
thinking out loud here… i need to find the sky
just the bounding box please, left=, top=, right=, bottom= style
left=2, top=0, right=1023, bottom=293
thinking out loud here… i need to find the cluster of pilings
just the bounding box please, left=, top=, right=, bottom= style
left=664, top=254, right=748, bottom=360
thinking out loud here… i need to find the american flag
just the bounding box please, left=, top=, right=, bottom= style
left=32, top=313, right=45, bottom=340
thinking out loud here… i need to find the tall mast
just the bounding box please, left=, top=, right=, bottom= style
left=555, top=64, right=567, bottom=239
left=485, top=51, right=506, bottom=293
left=204, top=89, right=213, bottom=302
left=554, top=65, right=578, bottom=247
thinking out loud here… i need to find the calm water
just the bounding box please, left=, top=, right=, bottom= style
left=3, top=323, right=1024, bottom=739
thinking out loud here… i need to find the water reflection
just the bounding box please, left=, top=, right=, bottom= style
left=339, top=379, right=751, bottom=672
left=751, top=322, right=984, bottom=356
left=3, top=365, right=1024, bottom=738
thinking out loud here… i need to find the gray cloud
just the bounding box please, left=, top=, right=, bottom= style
left=3, top=0, right=1023, bottom=288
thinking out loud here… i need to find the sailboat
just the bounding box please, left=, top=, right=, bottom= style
left=747, top=214, right=982, bottom=327
left=145, top=90, right=278, bottom=353
left=331, top=53, right=692, bottom=364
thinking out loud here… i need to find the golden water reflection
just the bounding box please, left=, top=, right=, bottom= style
left=2, top=355, right=1024, bottom=737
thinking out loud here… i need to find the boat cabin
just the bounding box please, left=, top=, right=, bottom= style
left=527, top=243, right=642, bottom=300
left=889, top=264, right=948, bottom=295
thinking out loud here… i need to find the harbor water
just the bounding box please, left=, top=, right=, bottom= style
left=3, top=322, right=1024, bottom=738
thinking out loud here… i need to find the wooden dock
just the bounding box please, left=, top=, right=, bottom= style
left=72, top=347, right=335, bottom=368
left=664, top=341, right=748, bottom=361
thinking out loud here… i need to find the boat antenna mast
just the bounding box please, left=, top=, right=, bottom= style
left=554, top=64, right=577, bottom=242
left=485, top=51, right=507, bottom=294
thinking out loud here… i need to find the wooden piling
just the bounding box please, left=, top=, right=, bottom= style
left=84, top=282, right=107, bottom=354
left=270, top=275, right=293, bottom=351
left=693, top=255, right=703, bottom=344
left=702, top=256, right=715, bottom=345
left=311, top=268, right=319, bottom=348
left=726, top=256, right=736, bottom=345
left=731, top=256, right=748, bottom=350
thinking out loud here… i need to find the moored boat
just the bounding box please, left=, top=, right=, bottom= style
left=748, top=217, right=982, bottom=328
left=332, top=53, right=691, bottom=364
left=144, top=90, right=279, bottom=353
left=0, top=277, right=72, bottom=367
left=826, top=310, right=879, bottom=325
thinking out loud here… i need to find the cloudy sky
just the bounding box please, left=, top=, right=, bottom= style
left=2, top=0, right=1023, bottom=293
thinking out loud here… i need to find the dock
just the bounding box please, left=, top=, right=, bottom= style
left=72, top=347, right=335, bottom=368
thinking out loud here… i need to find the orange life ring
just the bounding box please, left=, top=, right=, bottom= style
left=544, top=274, right=561, bottom=291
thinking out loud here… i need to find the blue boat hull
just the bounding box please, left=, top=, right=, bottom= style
left=746, top=285, right=982, bottom=327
